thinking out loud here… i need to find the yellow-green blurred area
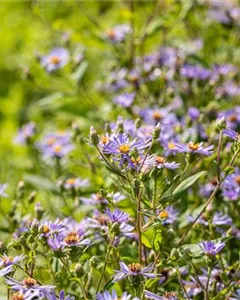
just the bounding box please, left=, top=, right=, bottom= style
left=0, top=0, right=239, bottom=182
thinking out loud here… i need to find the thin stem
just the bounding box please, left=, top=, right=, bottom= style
left=60, top=258, right=87, bottom=300
left=137, top=188, right=143, bottom=263
left=95, top=145, right=127, bottom=180
left=217, top=130, right=223, bottom=182
left=175, top=266, right=191, bottom=300
left=204, top=266, right=212, bottom=300
left=96, top=242, right=112, bottom=293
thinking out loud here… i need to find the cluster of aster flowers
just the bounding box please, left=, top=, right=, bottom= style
left=3, top=1, right=240, bottom=299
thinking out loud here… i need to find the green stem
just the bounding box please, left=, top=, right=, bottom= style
left=96, top=243, right=112, bottom=293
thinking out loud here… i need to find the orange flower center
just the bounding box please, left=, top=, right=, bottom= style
left=43, top=225, right=50, bottom=234
left=11, top=293, right=24, bottom=300
left=22, top=277, right=37, bottom=288
left=64, top=232, right=79, bottom=245
left=164, top=291, right=177, bottom=299
left=228, top=115, right=237, bottom=122
left=106, top=28, right=116, bottom=39
left=153, top=111, right=162, bottom=121
left=159, top=210, right=169, bottom=218
left=49, top=56, right=61, bottom=65
left=47, top=137, right=56, bottom=145
left=2, top=256, right=12, bottom=265
left=128, top=263, right=142, bottom=272
left=235, top=175, right=240, bottom=185
left=96, top=215, right=109, bottom=226
left=119, top=144, right=130, bottom=154
left=187, top=142, right=199, bottom=151
left=155, top=156, right=166, bottom=164
left=101, top=136, right=109, bottom=144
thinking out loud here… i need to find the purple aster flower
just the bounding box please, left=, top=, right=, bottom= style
left=96, top=290, right=137, bottom=300
left=223, top=128, right=239, bottom=141
left=113, top=93, right=135, bottom=108
left=101, top=133, right=150, bottom=168
left=0, top=254, right=25, bottom=277
left=180, top=64, right=211, bottom=80
left=212, top=212, right=232, bottom=226
left=188, top=107, right=200, bottom=121
left=48, top=290, right=75, bottom=300
left=11, top=290, right=41, bottom=300
left=6, top=277, right=55, bottom=296
left=0, top=183, right=8, bottom=198
left=14, top=122, right=36, bottom=145
left=40, top=219, right=65, bottom=236
left=113, top=261, right=157, bottom=282
left=217, top=82, right=240, bottom=98
left=139, top=107, right=177, bottom=126
left=222, top=167, right=240, bottom=201
left=47, top=234, right=63, bottom=251
left=218, top=107, right=240, bottom=130
left=183, top=277, right=202, bottom=297
left=158, top=206, right=178, bottom=225
left=105, top=24, right=131, bottom=43
left=200, top=178, right=218, bottom=197
left=229, top=289, right=240, bottom=300
left=105, top=208, right=129, bottom=223
left=64, top=177, right=89, bottom=190
left=174, top=141, right=214, bottom=156
left=144, top=290, right=178, bottom=300
left=199, top=240, right=225, bottom=256
left=38, top=131, right=74, bottom=159
left=146, top=155, right=180, bottom=170
left=41, top=48, right=69, bottom=72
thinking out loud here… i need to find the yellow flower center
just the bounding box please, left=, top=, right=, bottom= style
left=64, top=232, right=79, bottom=245
left=22, top=277, right=37, bottom=288
left=168, top=142, right=176, bottom=149
left=153, top=111, right=162, bottom=121
left=155, top=156, right=166, bottom=164
left=131, top=156, right=141, bottom=165
left=54, top=145, right=62, bottom=153
left=128, top=263, right=142, bottom=272
left=66, top=178, right=76, bottom=186
left=2, top=256, right=12, bottom=265
left=119, top=144, right=130, bottom=154
left=49, top=55, right=61, bottom=65
left=187, top=142, right=199, bottom=151
left=159, top=210, right=169, bottom=218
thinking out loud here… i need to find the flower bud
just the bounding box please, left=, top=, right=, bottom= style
left=111, top=222, right=120, bottom=235
left=135, top=118, right=142, bottom=129
left=27, top=235, right=35, bottom=244
left=35, top=203, right=45, bottom=220
left=152, top=123, right=161, bottom=140
left=75, top=263, right=84, bottom=277
left=217, top=117, right=226, bottom=130
left=90, top=126, right=99, bottom=145
left=0, top=241, right=7, bottom=254
left=28, top=191, right=37, bottom=204
left=30, top=219, right=39, bottom=233
left=170, top=248, right=179, bottom=261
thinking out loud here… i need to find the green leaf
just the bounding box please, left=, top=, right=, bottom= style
left=142, top=226, right=162, bottom=251
left=100, top=278, right=115, bottom=292
left=145, top=19, right=162, bottom=37
left=24, top=174, right=58, bottom=192
left=71, top=61, right=88, bottom=82
left=173, top=171, right=207, bottom=196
